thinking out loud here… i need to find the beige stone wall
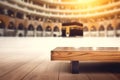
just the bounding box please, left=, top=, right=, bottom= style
left=0, top=14, right=120, bottom=37
left=0, top=14, right=62, bottom=37
left=83, top=18, right=120, bottom=37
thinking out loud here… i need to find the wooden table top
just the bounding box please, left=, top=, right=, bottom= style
left=52, top=47, right=120, bottom=52
left=51, top=47, right=120, bottom=61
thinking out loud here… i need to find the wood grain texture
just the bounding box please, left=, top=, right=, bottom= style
left=87, top=73, right=119, bottom=80
left=114, top=74, right=120, bottom=80
left=0, top=55, right=38, bottom=77
left=0, top=56, right=45, bottom=80
left=51, top=47, right=120, bottom=61
left=23, top=60, right=61, bottom=80
left=0, top=52, right=120, bottom=80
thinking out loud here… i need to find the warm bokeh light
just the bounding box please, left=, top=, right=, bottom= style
left=61, top=0, right=96, bottom=3
left=77, top=0, right=95, bottom=3
left=61, top=0, right=111, bottom=5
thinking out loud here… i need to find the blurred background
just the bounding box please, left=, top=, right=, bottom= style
left=0, top=0, right=120, bottom=37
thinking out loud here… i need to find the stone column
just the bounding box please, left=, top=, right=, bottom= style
left=105, top=27, right=107, bottom=37
left=4, top=9, right=8, bottom=15
left=51, top=28, right=54, bottom=37
left=42, top=30, right=46, bottom=37
left=23, top=14, right=27, bottom=20
left=97, top=30, right=99, bottom=37
left=44, top=4, right=46, bottom=8
left=114, top=26, right=116, bottom=37
left=33, top=28, right=36, bottom=37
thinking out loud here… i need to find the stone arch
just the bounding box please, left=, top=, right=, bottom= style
left=99, top=25, right=105, bottom=31
left=90, top=25, right=97, bottom=37
left=45, top=26, right=52, bottom=37
left=8, top=21, right=15, bottom=29
left=28, top=24, right=34, bottom=31
left=91, top=25, right=96, bottom=31
left=26, top=24, right=35, bottom=37
left=37, top=25, right=43, bottom=31
left=6, top=21, right=16, bottom=36
left=116, top=23, right=120, bottom=30
left=36, top=25, right=43, bottom=37
left=107, top=24, right=113, bottom=31
left=17, top=23, right=25, bottom=37
left=99, top=25, right=105, bottom=37
left=107, top=24, right=114, bottom=37
left=83, top=26, right=88, bottom=31
left=116, top=23, right=120, bottom=37
left=83, top=26, right=89, bottom=37
left=18, top=23, right=24, bottom=30
left=0, top=20, right=5, bottom=36
left=0, top=20, right=5, bottom=28
left=53, top=26, right=59, bottom=32
left=45, top=26, right=51, bottom=31
left=53, top=26, right=60, bottom=37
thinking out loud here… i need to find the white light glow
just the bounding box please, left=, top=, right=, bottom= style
left=0, top=37, right=120, bottom=54
left=93, top=47, right=97, bottom=50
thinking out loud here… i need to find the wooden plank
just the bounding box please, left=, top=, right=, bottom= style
left=59, top=62, right=89, bottom=80
left=43, top=61, right=61, bottom=80
left=51, top=51, right=120, bottom=61
left=0, top=54, right=39, bottom=77
left=22, top=60, right=50, bottom=80
left=0, top=56, right=45, bottom=80
left=45, top=61, right=60, bottom=80
left=112, top=74, right=120, bottom=80
left=51, top=47, right=120, bottom=61
left=0, top=52, right=119, bottom=80
left=52, top=47, right=119, bottom=51
left=23, top=57, right=61, bottom=80
left=114, top=74, right=120, bottom=80
left=0, top=55, right=32, bottom=64
left=87, top=73, right=119, bottom=80
left=79, top=62, right=120, bottom=80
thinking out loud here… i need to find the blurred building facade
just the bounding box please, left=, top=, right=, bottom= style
left=0, top=0, right=120, bottom=37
